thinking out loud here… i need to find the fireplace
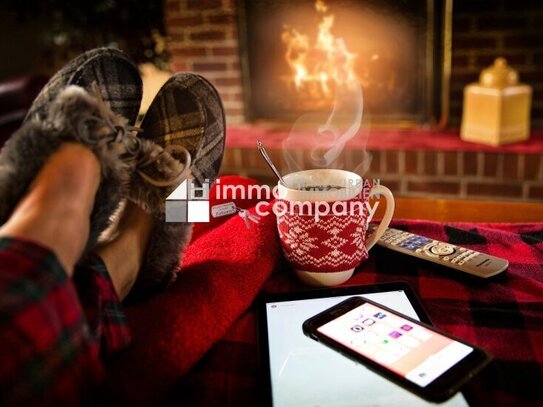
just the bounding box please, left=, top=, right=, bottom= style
left=237, top=0, right=451, bottom=127
left=164, top=0, right=543, bottom=203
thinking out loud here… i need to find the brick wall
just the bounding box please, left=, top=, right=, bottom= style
left=221, top=147, right=543, bottom=202
left=368, top=150, right=543, bottom=201
left=165, top=0, right=244, bottom=124
left=450, top=0, right=543, bottom=129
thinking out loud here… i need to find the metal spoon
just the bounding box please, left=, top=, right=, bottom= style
left=256, top=140, right=287, bottom=186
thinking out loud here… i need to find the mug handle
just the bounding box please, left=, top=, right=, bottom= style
left=365, top=185, right=395, bottom=251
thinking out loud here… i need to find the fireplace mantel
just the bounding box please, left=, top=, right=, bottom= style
left=226, top=127, right=543, bottom=153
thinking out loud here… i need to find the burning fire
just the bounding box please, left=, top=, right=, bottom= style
left=282, top=0, right=358, bottom=98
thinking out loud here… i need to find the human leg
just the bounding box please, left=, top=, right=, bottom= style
left=0, top=85, right=140, bottom=258
left=0, top=143, right=100, bottom=273
left=1, top=47, right=143, bottom=258
left=0, top=70, right=141, bottom=404
left=95, top=201, right=154, bottom=300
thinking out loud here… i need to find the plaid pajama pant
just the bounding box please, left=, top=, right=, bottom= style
left=0, top=237, right=132, bottom=406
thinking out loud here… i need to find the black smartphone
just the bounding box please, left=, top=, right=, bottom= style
left=302, top=296, right=492, bottom=403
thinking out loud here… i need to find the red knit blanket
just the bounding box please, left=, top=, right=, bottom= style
left=108, top=176, right=543, bottom=407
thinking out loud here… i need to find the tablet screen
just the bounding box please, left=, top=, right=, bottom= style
left=264, top=288, right=469, bottom=407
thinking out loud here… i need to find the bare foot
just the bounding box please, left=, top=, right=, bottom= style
left=0, top=143, right=100, bottom=274
left=96, top=201, right=154, bottom=300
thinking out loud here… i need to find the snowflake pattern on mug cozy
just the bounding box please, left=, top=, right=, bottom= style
left=283, top=226, right=319, bottom=254
left=277, top=212, right=369, bottom=273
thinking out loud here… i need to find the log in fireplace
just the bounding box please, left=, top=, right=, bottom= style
left=237, top=0, right=452, bottom=127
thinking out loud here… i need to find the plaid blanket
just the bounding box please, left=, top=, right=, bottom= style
left=107, top=176, right=542, bottom=406
left=165, top=220, right=543, bottom=407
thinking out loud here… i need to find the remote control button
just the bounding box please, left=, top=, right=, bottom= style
left=458, top=260, right=465, bottom=265
left=451, top=257, right=459, bottom=263
left=466, top=253, right=479, bottom=261
left=443, top=256, right=450, bottom=261
left=424, top=250, right=439, bottom=258
left=429, top=244, right=456, bottom=256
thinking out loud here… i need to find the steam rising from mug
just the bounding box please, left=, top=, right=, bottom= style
left=282, top=81, right=372, bottom=176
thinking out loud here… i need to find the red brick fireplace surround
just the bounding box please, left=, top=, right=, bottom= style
left=165, top=0, right=543, bottom=202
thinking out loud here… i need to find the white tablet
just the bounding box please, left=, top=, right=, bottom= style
left=257, top=282, right=470, bottom=407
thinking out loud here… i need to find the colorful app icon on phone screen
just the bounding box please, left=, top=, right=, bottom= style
left=389, top=331, right=402, bottom=339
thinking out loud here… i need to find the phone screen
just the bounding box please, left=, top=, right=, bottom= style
left=317, top=301, right=474, bottom=388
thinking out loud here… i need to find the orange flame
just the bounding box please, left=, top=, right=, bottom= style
left=282, top=0, right=358, bottom=98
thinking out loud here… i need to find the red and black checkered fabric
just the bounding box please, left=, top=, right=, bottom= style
left=4, top=175, right=537, bottom=406
left=0, top=237, right=131, bottom=406
left=166, top=220, right=543, bottom=407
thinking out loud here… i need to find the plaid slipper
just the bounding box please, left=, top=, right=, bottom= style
left=24, top=47, right=142, bottom=126
left=138, top=72, right=225, bottom=187
left=127, top=73, right=226, bottom=300
left=0, top=85, right=140, bottom=256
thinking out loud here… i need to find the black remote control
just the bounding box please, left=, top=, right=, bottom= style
left=369, top=225, right=509, bottom=278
